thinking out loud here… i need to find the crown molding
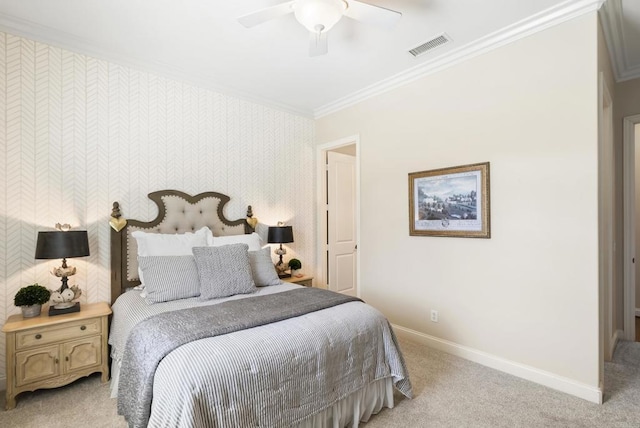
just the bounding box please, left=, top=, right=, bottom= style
left=599, top=0, right=625, bottom=80
left=314, top=0, right=605, bottom=118
left=0, top=1, right=609, bottom=120
left=599, top=0, right=640, bottom=83
left=617, top=64, right=640, bottom=83
left=0, top=13, right=314, bottom=118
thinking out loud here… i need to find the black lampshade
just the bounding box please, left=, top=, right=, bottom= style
left=35, top=231, right=90, bottom=259
left=267, top=226, right=294, bottom=244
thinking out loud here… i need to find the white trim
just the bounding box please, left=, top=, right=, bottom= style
left=316, top=135, right=361, bottom=298
left=314, top=0, right=604, bottom=118
left=623, top=115, right=640, bottom=342
left=617, top=65, right=640, bottom=83
left=393, top=324, right=603, bottom=404
left=599, top=0, right=624, bottom=81
left=598, top=73, right=615, bottom=364
left=0, top=1, right=604, bottom=119
left=0, top=13, right=313, bottom=118
left=599, top=0, right=640, bottom=82
left=610, top=329, right=623, bottom=358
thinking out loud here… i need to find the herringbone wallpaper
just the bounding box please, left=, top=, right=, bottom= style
left=0, top=32, right=316, bottom=382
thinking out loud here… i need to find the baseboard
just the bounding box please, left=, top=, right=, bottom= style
left=392, top=324, right=602, bottom=404
left=610, top=329, right=623, bottom=359
left=636, top=308, right=640, bottom=317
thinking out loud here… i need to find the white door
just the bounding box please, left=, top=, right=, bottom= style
left=327, top=151, right=357, bottom=296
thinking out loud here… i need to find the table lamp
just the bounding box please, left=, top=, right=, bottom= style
left=35, top=229, right=89, bottom=315
left=267, top=223, right=294, bottom=278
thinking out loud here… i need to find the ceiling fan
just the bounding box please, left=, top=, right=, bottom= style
left=238, top=0, right=402, bottom=56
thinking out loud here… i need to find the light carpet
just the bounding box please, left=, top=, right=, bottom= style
left=1, top=339, right=639, bottom=427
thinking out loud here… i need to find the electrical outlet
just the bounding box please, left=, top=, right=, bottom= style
left=430, top=309, right=439, bottom=323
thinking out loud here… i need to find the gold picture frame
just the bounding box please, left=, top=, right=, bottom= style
left=409, top=162, right=490, bottom=238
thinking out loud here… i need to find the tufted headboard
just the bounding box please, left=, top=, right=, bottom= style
left=109, top=190, right=256, bottom=304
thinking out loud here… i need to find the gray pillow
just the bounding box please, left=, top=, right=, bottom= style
left=138, top=256, right=201, bottom=304
left=249, top=247, right=281, bottom=287
left=193, top=244, right=257, bottom=300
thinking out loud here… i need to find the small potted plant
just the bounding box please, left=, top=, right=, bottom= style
left=14, top=284, right=51, bottom=318
left=288, top=258, right=302, bottom=277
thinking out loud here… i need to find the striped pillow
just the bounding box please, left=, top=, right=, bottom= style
left=138, top=256, right=201, bottom=304
left=193, top=244, right=257, bottom=300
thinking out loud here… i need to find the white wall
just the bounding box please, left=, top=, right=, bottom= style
left=316, top=13, right=600, bottom=398
left=598, top=11, right=621, bottom=342
left=0, top=32, right=315, bottom=382
left=613, top=77, right=640, bottom=327
left=614, top=78, right=640, bottom=313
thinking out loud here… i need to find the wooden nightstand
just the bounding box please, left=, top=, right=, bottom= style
left=2, top=301, right=111, bottom=410
left=283, top=275, right=313, bottom=287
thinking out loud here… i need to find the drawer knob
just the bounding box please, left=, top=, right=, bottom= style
left=80, top=325, right=86, bottom=331
left=35, top=334, right=42, bottom=340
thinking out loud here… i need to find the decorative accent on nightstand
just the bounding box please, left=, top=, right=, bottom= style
left=288, top=258, right=302, bottom=277
left=54, top=223, right=71, bottom=232
left=35, top=228, right=90, bottom=316
left=268, top=223, right=294, bottom=278
left=14, top=284, right=51, bottom=318
left=2, top=302, right=112, bottom=410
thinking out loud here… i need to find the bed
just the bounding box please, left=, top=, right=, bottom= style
left=108, top=190, right=412, bottom=427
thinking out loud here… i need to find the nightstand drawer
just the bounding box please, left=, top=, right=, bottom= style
left=15, top=318, right=101, bottom=350
left=282, top=275, right=313, bottom=287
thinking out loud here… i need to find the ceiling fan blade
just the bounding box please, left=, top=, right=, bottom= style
left=343, top=0, right=402, bottom=28
left=238, top=1, right=295, bottom=28
left=309, top=31, right=328, bottom=57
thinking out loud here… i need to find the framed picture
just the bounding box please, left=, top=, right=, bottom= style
left=409, top=162, right=490, bottom=238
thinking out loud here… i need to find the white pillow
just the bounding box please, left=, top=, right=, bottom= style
left=209, top=232, right=263, bottom=251
left=132, top=227, right=211, bottom=256
left=132, top=227, right=211, bottom=284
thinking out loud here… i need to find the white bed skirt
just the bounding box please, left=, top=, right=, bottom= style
left=110, top=359, right=394, bottom=427
left=297, top=376, right=394, bottom=427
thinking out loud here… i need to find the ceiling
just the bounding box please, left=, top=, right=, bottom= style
left=0, top=0, right=636, bottom=117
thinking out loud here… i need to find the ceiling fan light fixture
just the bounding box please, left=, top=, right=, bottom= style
left=294, top=0, right=347, bottom=33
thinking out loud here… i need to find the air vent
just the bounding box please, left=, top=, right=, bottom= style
left=408, top=34, right=451, bottom=58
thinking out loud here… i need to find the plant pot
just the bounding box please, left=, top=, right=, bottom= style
left=21, top=304, right=42, bottom=318
left=291, top=269, right=301, bottom=277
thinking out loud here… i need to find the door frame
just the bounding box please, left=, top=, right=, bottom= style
left=316, top=135, right=361, bottom=297
left=623, top=114, right=640, bottom=341
left=599, top=75, right=615, bottom=363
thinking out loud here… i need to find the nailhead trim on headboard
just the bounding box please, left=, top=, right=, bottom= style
left=110, top=190, right=254, bottom=304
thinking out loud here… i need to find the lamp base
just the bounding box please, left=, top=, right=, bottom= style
left=278, top=272, right=292, bottom=279
left=49, top=302, right=80, bottom=316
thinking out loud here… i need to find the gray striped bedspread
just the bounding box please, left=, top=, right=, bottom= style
left=109, top=283, right=412, bottom=427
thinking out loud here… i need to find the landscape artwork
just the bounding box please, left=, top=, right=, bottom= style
left=409, top=162, right=490, bottom=238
